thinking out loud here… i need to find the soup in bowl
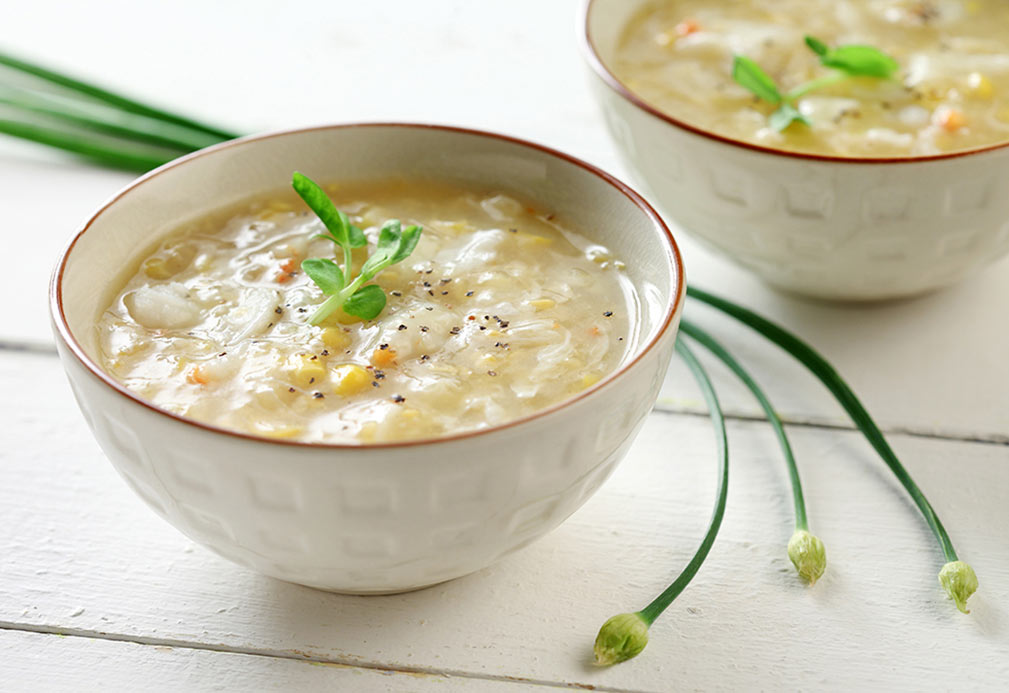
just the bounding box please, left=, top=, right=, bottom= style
left=584, top=0, right=1009, bottom=300
left=51, top=124, right=684, bottom=593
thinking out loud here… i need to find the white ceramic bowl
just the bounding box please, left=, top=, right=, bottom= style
left=50, top=123, right=685, bottom=594
left=583, top=0, right=1009, bottom=301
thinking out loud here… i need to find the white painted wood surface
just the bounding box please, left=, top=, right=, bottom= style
left=2, top=630, right=575, bottom=692
left=0, top=1, right=1007, bottom=690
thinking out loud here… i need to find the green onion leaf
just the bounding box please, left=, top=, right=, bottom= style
left=343, top=284, right=387, bottom=320
left=593, top=336, right=730, bottom=666
left=300, top=258, right=344, bottom=295
left=805, top=37, right=899, bottom=78
left=732, top=55, right=782, bottom=104
left=768, top=103, right=810, bottom=132
left=292, top=172, right=353, bottom=246
left=686, top=285, right=976, bottom=612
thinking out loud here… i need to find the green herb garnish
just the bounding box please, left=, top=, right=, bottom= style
left=732, top=36, right=899, bottom=132
left=293, top=172, right=422, bottom=324
left=593, top=337, right=729, bottom=666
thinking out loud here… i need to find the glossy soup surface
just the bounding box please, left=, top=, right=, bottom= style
left=98, top=180, right=636, bottom=444
left=613, top=0, right=1009, bottom=157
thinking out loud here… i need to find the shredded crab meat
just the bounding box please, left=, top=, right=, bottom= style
left=98, top=180, right=636, bottom=444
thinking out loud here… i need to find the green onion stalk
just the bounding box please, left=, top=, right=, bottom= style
left=594, top=337, right=729, bottom=666
left=686, top=286, right=977, bottom=613
left=0, top=50, right=238, bottom=170
left=679, top=318, right=825, bottom=585
left=0, top=50, right=238, bottom=140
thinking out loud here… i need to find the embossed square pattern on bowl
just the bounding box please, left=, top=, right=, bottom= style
left=50, top=123, right=685, bottom=594
left=583, top=0, right=1009, bottom=301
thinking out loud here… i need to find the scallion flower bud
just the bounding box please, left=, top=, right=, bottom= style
left=788, top=530, right=826, bottom=585
left=939, top=561, right=978, bottom=614
left=593, top=612, right=650, bottom=666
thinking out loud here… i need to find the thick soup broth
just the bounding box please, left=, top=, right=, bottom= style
left=613, top=0, right=1009, bottom=157
left=98, top=180, right=635, bottom=444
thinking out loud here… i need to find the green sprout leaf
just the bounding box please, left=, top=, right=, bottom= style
left=343, top=284, right=387, bottom=320
left=293, top=172, right=423, bottom=325
left=292, top=172, right=353, bottom=246
left=769, top=103, right=810, bottom=132
left=732, top=55, right=782, bottom=104
left=804, top=36, right=829, bottom=57
left=300, top=258, right=344, bottom=295
left=734, top=38, right=900, bottom=132
left=392, top=224, right=422, bottom=264
left=805, top=36, right=898, bottom=78
left=347, top=223, right=367, bottom=248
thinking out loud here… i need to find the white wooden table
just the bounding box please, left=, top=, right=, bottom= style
left=2, top=2, right=1007, bottom=690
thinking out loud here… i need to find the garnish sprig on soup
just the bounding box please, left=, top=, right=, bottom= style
left=733, top=36, right=899, bottom=131
left=613, top=1, right=1009, bottom=157
left=294, top=172, right=421, bottom=323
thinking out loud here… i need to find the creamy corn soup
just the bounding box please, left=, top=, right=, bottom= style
left=97, top=180, right=636, bottom=444
left=613, top=0, right=1009, bottom=157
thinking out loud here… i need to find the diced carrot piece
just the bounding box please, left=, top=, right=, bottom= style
left=675, top=19, right=700, bottom=36
left=371, top=347, right=398, bottom=368
left=937, top=108, right=966, bottom=132
left=275, top=257, right=298, bottom=283
left=186, top=365, right=209, bottom=385
left=589, top=325, right=602, bottom=336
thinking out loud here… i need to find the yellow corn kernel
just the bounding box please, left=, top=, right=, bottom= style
left=358, top=421, right=378, bottom=443
left=516, top=232, right=553, bottom=248
left=581, top=373, right=602, bottom=389
left=289, top=354, right=327, bottom=389
left=966, top=73, right=993, bottom=100
left=443, top=221, right=474, bottom=235
left=253, top=422, right=304, bottom=439
left=321, top=327, right=351, bottom=350
left=529, top=298, right=556, bottom=312
left=332, top=364, right=371, bottom=396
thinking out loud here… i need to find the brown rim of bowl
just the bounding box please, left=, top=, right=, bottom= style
left=581, top=0, right=1009, bottom=165
left=50, top=122, right=685, bottom=450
